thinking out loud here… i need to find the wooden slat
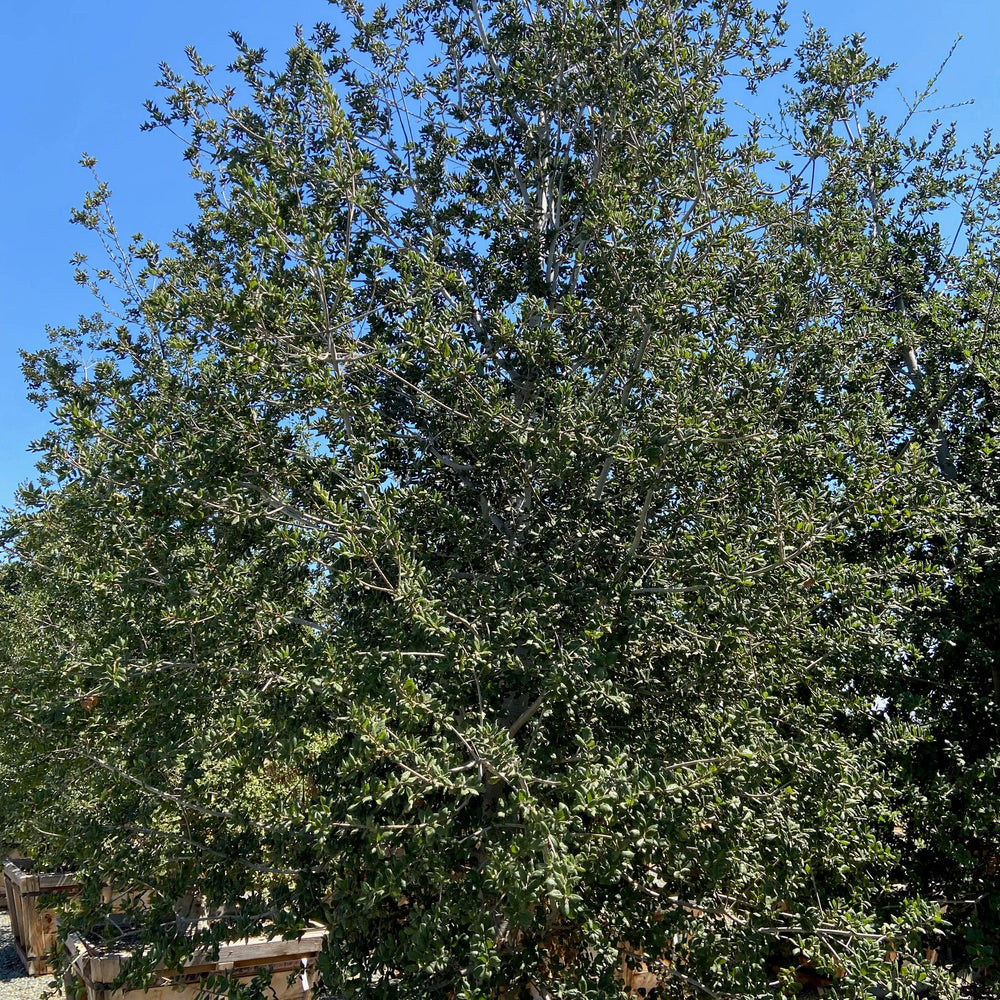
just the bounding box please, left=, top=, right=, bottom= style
left=3, top=860, right=39, bottom=895
left=197, top=927, right=327, bottom=968
left=5, top=868, right=28, bottom=972
left=98, top=972, right=316, bottom=1000
left=4, top=858, right=83, bottom=895
left=31, top=872, right=84, bottom=893
left=0, top=853, right=27, bottom=911
left=82, top=924, right=326, bottom=982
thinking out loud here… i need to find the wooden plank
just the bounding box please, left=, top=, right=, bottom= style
left=82, top=924, right=326, bottom=981
left=4, top=861, right=41, bottom=896
left=0, top=852, right=28, bottom=912
left=197, top=927, right=326, bottom=968
left=4, top=871, right=21, bottom=941
left=5, top=869, right=29, bottom=973
left=99, top=973, right=315, bottom=1000
left=88, top=951, right=122, bottom=985
left=9, top=930, right=51, bottom=978
left=2, top=860, right=24, bottom=886
left=4, top=858, right=83, bottom=895
left=29, top=899, right=60, bottom=973
left=32, top=872, right=85, bottom=893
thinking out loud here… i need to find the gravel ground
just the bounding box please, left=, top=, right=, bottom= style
left=0, top=914, right=59, bottom=1000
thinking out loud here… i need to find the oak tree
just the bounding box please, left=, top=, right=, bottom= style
left=4, top=2, right=1000, bottom=997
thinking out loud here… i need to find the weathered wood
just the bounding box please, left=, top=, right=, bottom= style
left=0, top=850, right=26, bottom=911
left=3, top=857, right=86, bottom=976
left=64, top=924, right=326, bottom=1000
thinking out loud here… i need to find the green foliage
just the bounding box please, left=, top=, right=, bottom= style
left=3, top=1, right=1000, bottom=997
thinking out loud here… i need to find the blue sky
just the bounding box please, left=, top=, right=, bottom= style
left=2, top=0, right=999, bottom=510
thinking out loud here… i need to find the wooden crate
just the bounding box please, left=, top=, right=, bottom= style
left=64, top=924, right=326, bottom=1000
left=3, top=857, right=86, bottom=975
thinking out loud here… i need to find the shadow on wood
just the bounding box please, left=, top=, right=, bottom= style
left=3, top=857, right=88, bottom=976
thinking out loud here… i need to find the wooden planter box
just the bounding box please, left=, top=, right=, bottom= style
left=64, top=924, right=326, bottom=1000
left=3, top=857, right=85, bottom=975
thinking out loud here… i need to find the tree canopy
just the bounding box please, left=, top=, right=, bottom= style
left=3, top=1, right=1000, bottom=997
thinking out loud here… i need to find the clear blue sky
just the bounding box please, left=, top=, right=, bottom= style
left=2, top=0, right=999, bottom=510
